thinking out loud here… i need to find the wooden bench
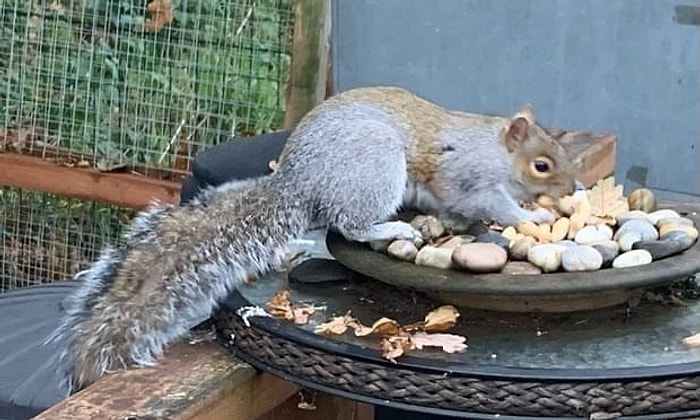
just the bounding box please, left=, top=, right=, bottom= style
left=32, top=131, right=616, bottom=420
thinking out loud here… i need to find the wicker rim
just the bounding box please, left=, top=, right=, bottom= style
left=215, top=303, right=700, bottom=418
left=222, top=290, right=700, bottom=382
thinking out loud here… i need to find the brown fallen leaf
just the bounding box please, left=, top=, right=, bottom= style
left=422, top=305, right=460, bottom=332
left=265, top=289, right=318, bottom=325
left=266, top=289, right=294, bottom=321
left=682, top=332, right=700, bottom=348
left=411, top=331, right=468, bottom=354
left=380, top=334, right=414, bottom=363
left=143, top=0, right=173, bottom=32
left=292, top=306, right=316, bottom=325
left=314, top=312, right=355, bottom=336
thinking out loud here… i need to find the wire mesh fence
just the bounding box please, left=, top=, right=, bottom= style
left=0, top=0, right=294, bottom=290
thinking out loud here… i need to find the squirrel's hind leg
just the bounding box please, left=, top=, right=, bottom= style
left=318, top=140, right=421, bottom=243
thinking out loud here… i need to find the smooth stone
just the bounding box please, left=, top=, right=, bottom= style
left=474, top=230, right=511, bottom=251
left=438, top=235, right=475, bottom=250
left=410, top=215, right=446, bottom=240
left=574, top=225, right=614, bottom=245
left=554, top=240, right=579, bottom=249
left=660, top=230, right=696, bottom=248
left=387, top=240, right=419, bottom=262
left=613, top=219, right=659, bottom=251
left=451, top=243, right=508, bottom=273
left=632, top=235, right=692, bottom=260
left=648, top=209, right=681, bottom=225
left=659, top=224, right=699, bottom=241
left=589, top=239, right=620, bottom=254
left=509, top=236, right=537, bottom=261
left=656, top=216, right=695, bottom=230
left=501, top=261, right=543, bottom=275
left=501, top=226, right=518, bottom=241
left=528, top=244, right=567, bottom=273
left=415, top=246, right=453, bottom=269
left=561, top=245, right=603, bottom=272
left=627, top=188, right=657, bottom=213
left=591, top=244, right=618, bottom=268
left=615, top=210, right=652, bottom=227
left=612, top=249, right=653, bottom=268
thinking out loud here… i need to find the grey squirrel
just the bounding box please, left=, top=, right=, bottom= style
left=49, top=86, right=577, bottom=392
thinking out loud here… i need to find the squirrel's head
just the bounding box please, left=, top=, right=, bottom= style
left=501, top=105, right=577, bottom=200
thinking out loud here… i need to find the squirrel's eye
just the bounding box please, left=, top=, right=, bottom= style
left=530, top=157, right=554, bottom=179
left=534, top=160, right=550, bottom=173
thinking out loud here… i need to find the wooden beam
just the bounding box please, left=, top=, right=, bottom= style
left=552, top=130, right=617, bottom=188
left=0, top=153, right=182, bottom=210
left=283, top=0, right=332, bottom=129
left=32, top=339, right=300, bottom=420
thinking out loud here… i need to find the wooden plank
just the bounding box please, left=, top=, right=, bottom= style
left=554, top=131, right=616, bottom=188
left=32, top=339, right=299, bottom=420
left=283, top=0, right=332, bottom=129
left=0, top=152, right=182, bottom=210
left=257, top=392, right=374, bottom=420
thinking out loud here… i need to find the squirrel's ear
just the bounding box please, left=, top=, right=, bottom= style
left=504, top=117, right=530, bottom=152
left=515, top=104, right=535, bottom=124
left=503, top=104, right=535, bottom=152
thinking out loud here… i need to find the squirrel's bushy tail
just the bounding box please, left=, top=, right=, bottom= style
left=47, top=176, right=309, bottom=392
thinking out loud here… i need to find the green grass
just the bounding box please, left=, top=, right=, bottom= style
left=0, top=0, right=293, bottom=288
left=1, top=0, right=292, bottom=166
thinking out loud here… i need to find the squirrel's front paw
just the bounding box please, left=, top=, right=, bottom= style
left=526, top=208, right=556, bottom=224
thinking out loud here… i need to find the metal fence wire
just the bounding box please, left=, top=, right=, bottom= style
left=0, top=0, right=294, bottom=290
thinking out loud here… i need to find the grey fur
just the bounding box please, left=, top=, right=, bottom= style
left=49, top=86, right=575, bottom=392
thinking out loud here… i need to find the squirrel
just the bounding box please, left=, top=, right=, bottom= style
left=47, top=86, right=577, bottom=392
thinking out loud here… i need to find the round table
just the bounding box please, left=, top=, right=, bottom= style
left=213, top=217, right=700, bottom=419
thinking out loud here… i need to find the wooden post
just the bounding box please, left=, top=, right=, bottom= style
left=283, top=0, right=332, bottom=129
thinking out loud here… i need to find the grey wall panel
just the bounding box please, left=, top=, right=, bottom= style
left=331, top=0, right=700, bottom=196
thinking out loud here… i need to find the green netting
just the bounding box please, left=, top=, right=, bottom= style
left=0, top=0, right=293, bottom=290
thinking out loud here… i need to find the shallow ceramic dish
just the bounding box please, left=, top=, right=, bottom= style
left=326, top=200, right=700, bottom=312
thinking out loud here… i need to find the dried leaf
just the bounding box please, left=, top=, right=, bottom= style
left=379, top=334, right=414, bottom=363
left=586, top=176, right=628, bottom=218
left=292, top=306, right=315, bottom=325
left=682, top=332, right=700, bottom=348
left=314, top=315, right=351, bottom=336
left=266, top=289, right=294, bottom=321
left=423, top=305, right=460, bottom=332
left=143, top=0, right=173, bottom=32
left=411, top=331, right=468, bottom=353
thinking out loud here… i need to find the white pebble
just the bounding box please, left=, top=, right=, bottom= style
left=387, top=240, right=419, bottom=262
left=612, top=249, right=653, bottom=268
left=648, top=209, right=681, bottom=225
left=528, top=244, right=567, bottom=273
left=613, top=219, right=659, bottom=251
left=561, top=245, right=603, bottom=272
left=574, top=225, right=613, bottom=245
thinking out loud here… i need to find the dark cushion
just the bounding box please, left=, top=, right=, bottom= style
left=191, top=130, right=292, bottom=186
